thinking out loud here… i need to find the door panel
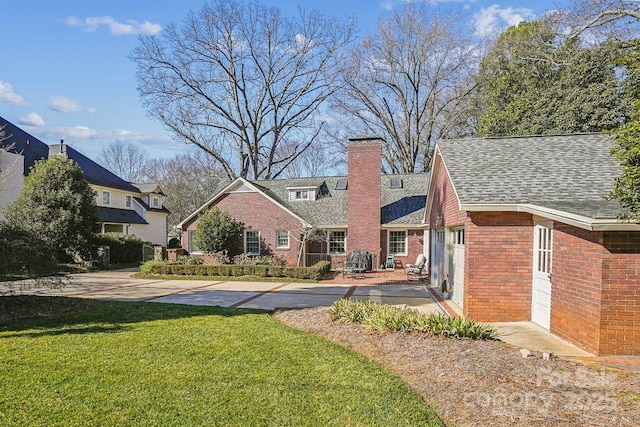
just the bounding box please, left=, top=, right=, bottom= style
left=532, top=224, right=552, bottom=329
left=449, top=228, right=465, bottom=308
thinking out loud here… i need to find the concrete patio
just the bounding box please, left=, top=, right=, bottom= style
left=23, top=269, right=444, bottom=314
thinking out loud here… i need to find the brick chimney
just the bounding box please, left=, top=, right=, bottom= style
left=347, top=136, right=382, bottom=260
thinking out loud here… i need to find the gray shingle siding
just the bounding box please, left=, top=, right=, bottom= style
left=438, top=133, right=621, bottom=219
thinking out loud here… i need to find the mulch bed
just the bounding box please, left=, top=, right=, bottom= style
left=275, top=307, right=640, bottom=426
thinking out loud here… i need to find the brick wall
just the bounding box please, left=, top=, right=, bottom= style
left=600, top=232, right=640, bottom=355
left=347, top=139, right=382, bottom=259
left=551, top=224, right=605, bottom=354
left=465, top=212, right=533, bottom=321
left=380, top=229, right=424, bottom=268
left=181, top=192, right=305, bottom=265
left=429, top=156, right=467, bottom=230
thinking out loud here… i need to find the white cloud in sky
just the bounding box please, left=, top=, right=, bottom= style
left=473, top=5, right=534, bottom=37
left=66, top=16, right=162, bottom=36
left=0, top=81, right=27, bottom=105
left=48, top=96, right=97, bottom=113
left=18, top=112, right=45, bottom=127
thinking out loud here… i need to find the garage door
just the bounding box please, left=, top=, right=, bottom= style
left=449, top=228, right=465, bottom=309
left=532, top=223, right=552, bottom=329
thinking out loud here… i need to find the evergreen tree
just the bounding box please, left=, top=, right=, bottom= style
left=5, top=155, right=99, bottom=260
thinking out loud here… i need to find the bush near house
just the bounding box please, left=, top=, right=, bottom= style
left=140, top=259, right=331, bottom=280
left=94, top=233, right=149, bottom=264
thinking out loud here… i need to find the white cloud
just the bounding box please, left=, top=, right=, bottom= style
left=66, top=15, right=162, bottom=36
left=18, top=113, right=45, bottom=127
left=0, top=81, right=27, bottom=105
left=48, top=96, right=97, bottom=113
left=473, top=5, right=534, bottom=37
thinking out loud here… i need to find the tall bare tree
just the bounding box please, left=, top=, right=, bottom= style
left=97, top=140, right=151, bottom=183
left=331, top=4, right=479, bottom=173
left=130, top=0, right=356, bottom=180
left=145, top=150, right=224, bottom=230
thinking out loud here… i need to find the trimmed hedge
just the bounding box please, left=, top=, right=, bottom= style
left=94, top=233, right=147, bottom=264
left=140, top=260, right=331, bottom=280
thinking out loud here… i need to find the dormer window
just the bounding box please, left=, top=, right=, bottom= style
left=390, top=178, right=403, bottom=189
left=125, top=195, right=132, bottom=208
left=295, top=190, right=309, bottom=200
left=287, top=186, right=318, bottom=201
left=152, top=196, right=160, bottom=208
left=102, top=191, right=111, bottom=206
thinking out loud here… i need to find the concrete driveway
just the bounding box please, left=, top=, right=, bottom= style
left=30, top=270, right=445, bottom=314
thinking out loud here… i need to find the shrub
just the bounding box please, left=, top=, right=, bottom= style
left=94, top=233, right=147, bottom=264
left=137, top=259, right=330, bottom=280
left=0, top=222, right=57, bottom=277
left=328, top=299, right=497, bottom=340
left=176, top=255, right=203, bottom=265
left=193, top=207, right=242, bottom=256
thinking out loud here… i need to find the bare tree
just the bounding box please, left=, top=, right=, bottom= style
left=145, top=150, right=224, bottom=230
left=559, top=0, right=640, bottom=41
left=97, top=140, right=151, bottom=182
left=331, top=4, right=479, bottom=173
left=130, top=0, right=356, bottom=180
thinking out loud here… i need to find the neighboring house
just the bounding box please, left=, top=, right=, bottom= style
left=0, top=116, right=169, bottom=246
left=426, top=133, right=640, bottom=356
left=179, top=138, right=429, bottom=268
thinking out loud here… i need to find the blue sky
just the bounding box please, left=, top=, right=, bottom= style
left=0, top=0, right=556, bottom=160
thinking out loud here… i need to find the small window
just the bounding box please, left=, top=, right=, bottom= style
left=390, top=178, right=403, bottom=189
left=335, top=179, right=347, bottom=190
left=452, top=229, right=464, bottom=245
left=328, top=231, right=346, bottom=254
left=152, top=197, right=160, bottom=208
left=295, top=190, right=309, bottom=200
left=276, top=230, right=290, bottom=249
left=245, top=230, right=260, bottom=255
left=388, top=230, right=407, bottom=255
left=102, top=191, right=110, bottom=206
left=125, top=195, right=132, bottom=208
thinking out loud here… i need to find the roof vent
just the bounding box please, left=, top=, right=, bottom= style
left=335, top=179, right=347, bottom=190
left=390, top=178, right=403, bottom=189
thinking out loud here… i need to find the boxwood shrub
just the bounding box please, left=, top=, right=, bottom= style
left=139, top=260, right=330, bottom=280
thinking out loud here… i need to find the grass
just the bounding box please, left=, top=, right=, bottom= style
left=133, top=272, right=317, bottom=283
left=329, top=299, right=497, bottom=340
left=0, top=300, right=441, bottom=426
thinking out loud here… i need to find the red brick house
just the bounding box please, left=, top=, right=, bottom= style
left=178, top=138, right=429, bottom=269
left=426, top=133, right=640, bottom=355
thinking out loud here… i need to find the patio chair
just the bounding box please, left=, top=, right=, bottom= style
left=406, top=254, right=427, bottom=281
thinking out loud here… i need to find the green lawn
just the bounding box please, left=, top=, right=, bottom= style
left=0, top=301, right=441, bottom=426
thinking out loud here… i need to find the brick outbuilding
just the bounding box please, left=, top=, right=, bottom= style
left=179, top=138, right=429, bottom=269
left=426, top=133, right=640, bottom=356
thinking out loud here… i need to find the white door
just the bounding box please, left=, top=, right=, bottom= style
left=532, top=223, right=552, bottom=329
left=431, top=229, right=445, bottom=287
left=449, top=228, right=465, bottom=308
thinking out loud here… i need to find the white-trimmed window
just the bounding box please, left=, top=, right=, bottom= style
left=276, top=230, right=290, bottom=249
left=388, top=230, right=407, bottom=256
left=102, top=190, right=111, bottom=206
left=125, top=195, right=132, bottom=208
left=245, top=230, right=260, bottom=255
left=328, top=230, right=346, bottom=254
left=152, top=196, right=160, bottom=208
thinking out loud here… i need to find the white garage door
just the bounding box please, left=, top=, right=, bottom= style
left=449, top=228, right=465, bottom=309
left=532, top=223, right=552, bottom=329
